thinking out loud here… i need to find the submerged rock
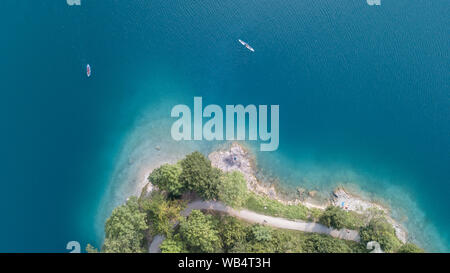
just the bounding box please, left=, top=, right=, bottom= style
left=308, top=190, right=317, bottom=197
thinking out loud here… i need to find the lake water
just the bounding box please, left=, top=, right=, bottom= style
left=0, top=1, right=448, bottom=252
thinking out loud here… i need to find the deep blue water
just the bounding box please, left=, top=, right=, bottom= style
left=0, top=1, right=448, bottom=252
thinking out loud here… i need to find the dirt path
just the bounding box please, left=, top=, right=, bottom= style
left=148, top=200, right=360, bottom=253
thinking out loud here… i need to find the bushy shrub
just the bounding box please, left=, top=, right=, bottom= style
left=319, top=206, right=364, bottom=230
left=303, top=234, right=352, bottom=253
left=250, top=225, right=273, bottom=242
left=319, top=206, right=347, bottom=229
left=360, top=217, right=402, bottom=253
left=218, top=171, right=248, bottom=208
left=397, top=243, right=423, bottom=253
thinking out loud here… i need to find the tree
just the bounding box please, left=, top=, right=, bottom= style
left=179, top=151, right=221, bottom=200
left=218, top=171, right=248, bottom=208
left=140, top=191, right=184, bottom=236
left=219, top=216, right=247, bottom=251
left=319, top=206, right=347, bottom=229
left=160, top=234, right=188, bottom=253
left=360, top=217, right=402, bottom=253
left=397, top=243, right=423, bottom=253
left=102, top=196, right=148, bottom=253
left=231, top=225, right=276, bottom=253
left=318, top=206, right=363, bottom=230
left=303, top=234, right=352, bottom=253
left=148, top=163, right=184, bottom=197
left=179, top=210, right=222, bottom=252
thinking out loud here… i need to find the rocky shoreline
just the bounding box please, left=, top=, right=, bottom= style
left=208, top=142, right=407, bottom=243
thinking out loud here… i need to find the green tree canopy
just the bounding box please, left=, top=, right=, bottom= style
left=179, top=151, right=221, bottom=200
left=160, top=234, right=188, bottom=253
left=140, top=191, right=184, bottom=236
left=319, top=206, right=347, bottom=229
left=397, top=243, right=423, bottom=253
left=148, top=163, right=184, bottom=197
left=218, top=171, right=248, bottom=208
left=103, top=196, right=148, bottom=253
left=360, top=217, right=402, bottom=253
left=219, top=216, right=247, bottom=251
left=319, top=206, right=364, bottom=230
left=179, top=210, right=222, bottom=252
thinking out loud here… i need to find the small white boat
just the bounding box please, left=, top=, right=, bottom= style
left=86, top=64, right=91, bottom=77
left=238, top=39, right=255, bottom=52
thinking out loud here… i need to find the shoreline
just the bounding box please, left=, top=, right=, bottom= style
left=134, top=141, right=411, bottom=246
left=208, top=142, right=408, bottom=243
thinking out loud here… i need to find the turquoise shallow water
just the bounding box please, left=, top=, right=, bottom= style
left=0, top=1, right=448, bottom=252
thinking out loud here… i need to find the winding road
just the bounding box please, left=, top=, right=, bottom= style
left=148, top=200, right=360, bottom=253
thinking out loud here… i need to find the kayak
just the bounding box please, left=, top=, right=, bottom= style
left=86, top=64, right=91, bottom=77
left=238, top=39, right=255, bottom=52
